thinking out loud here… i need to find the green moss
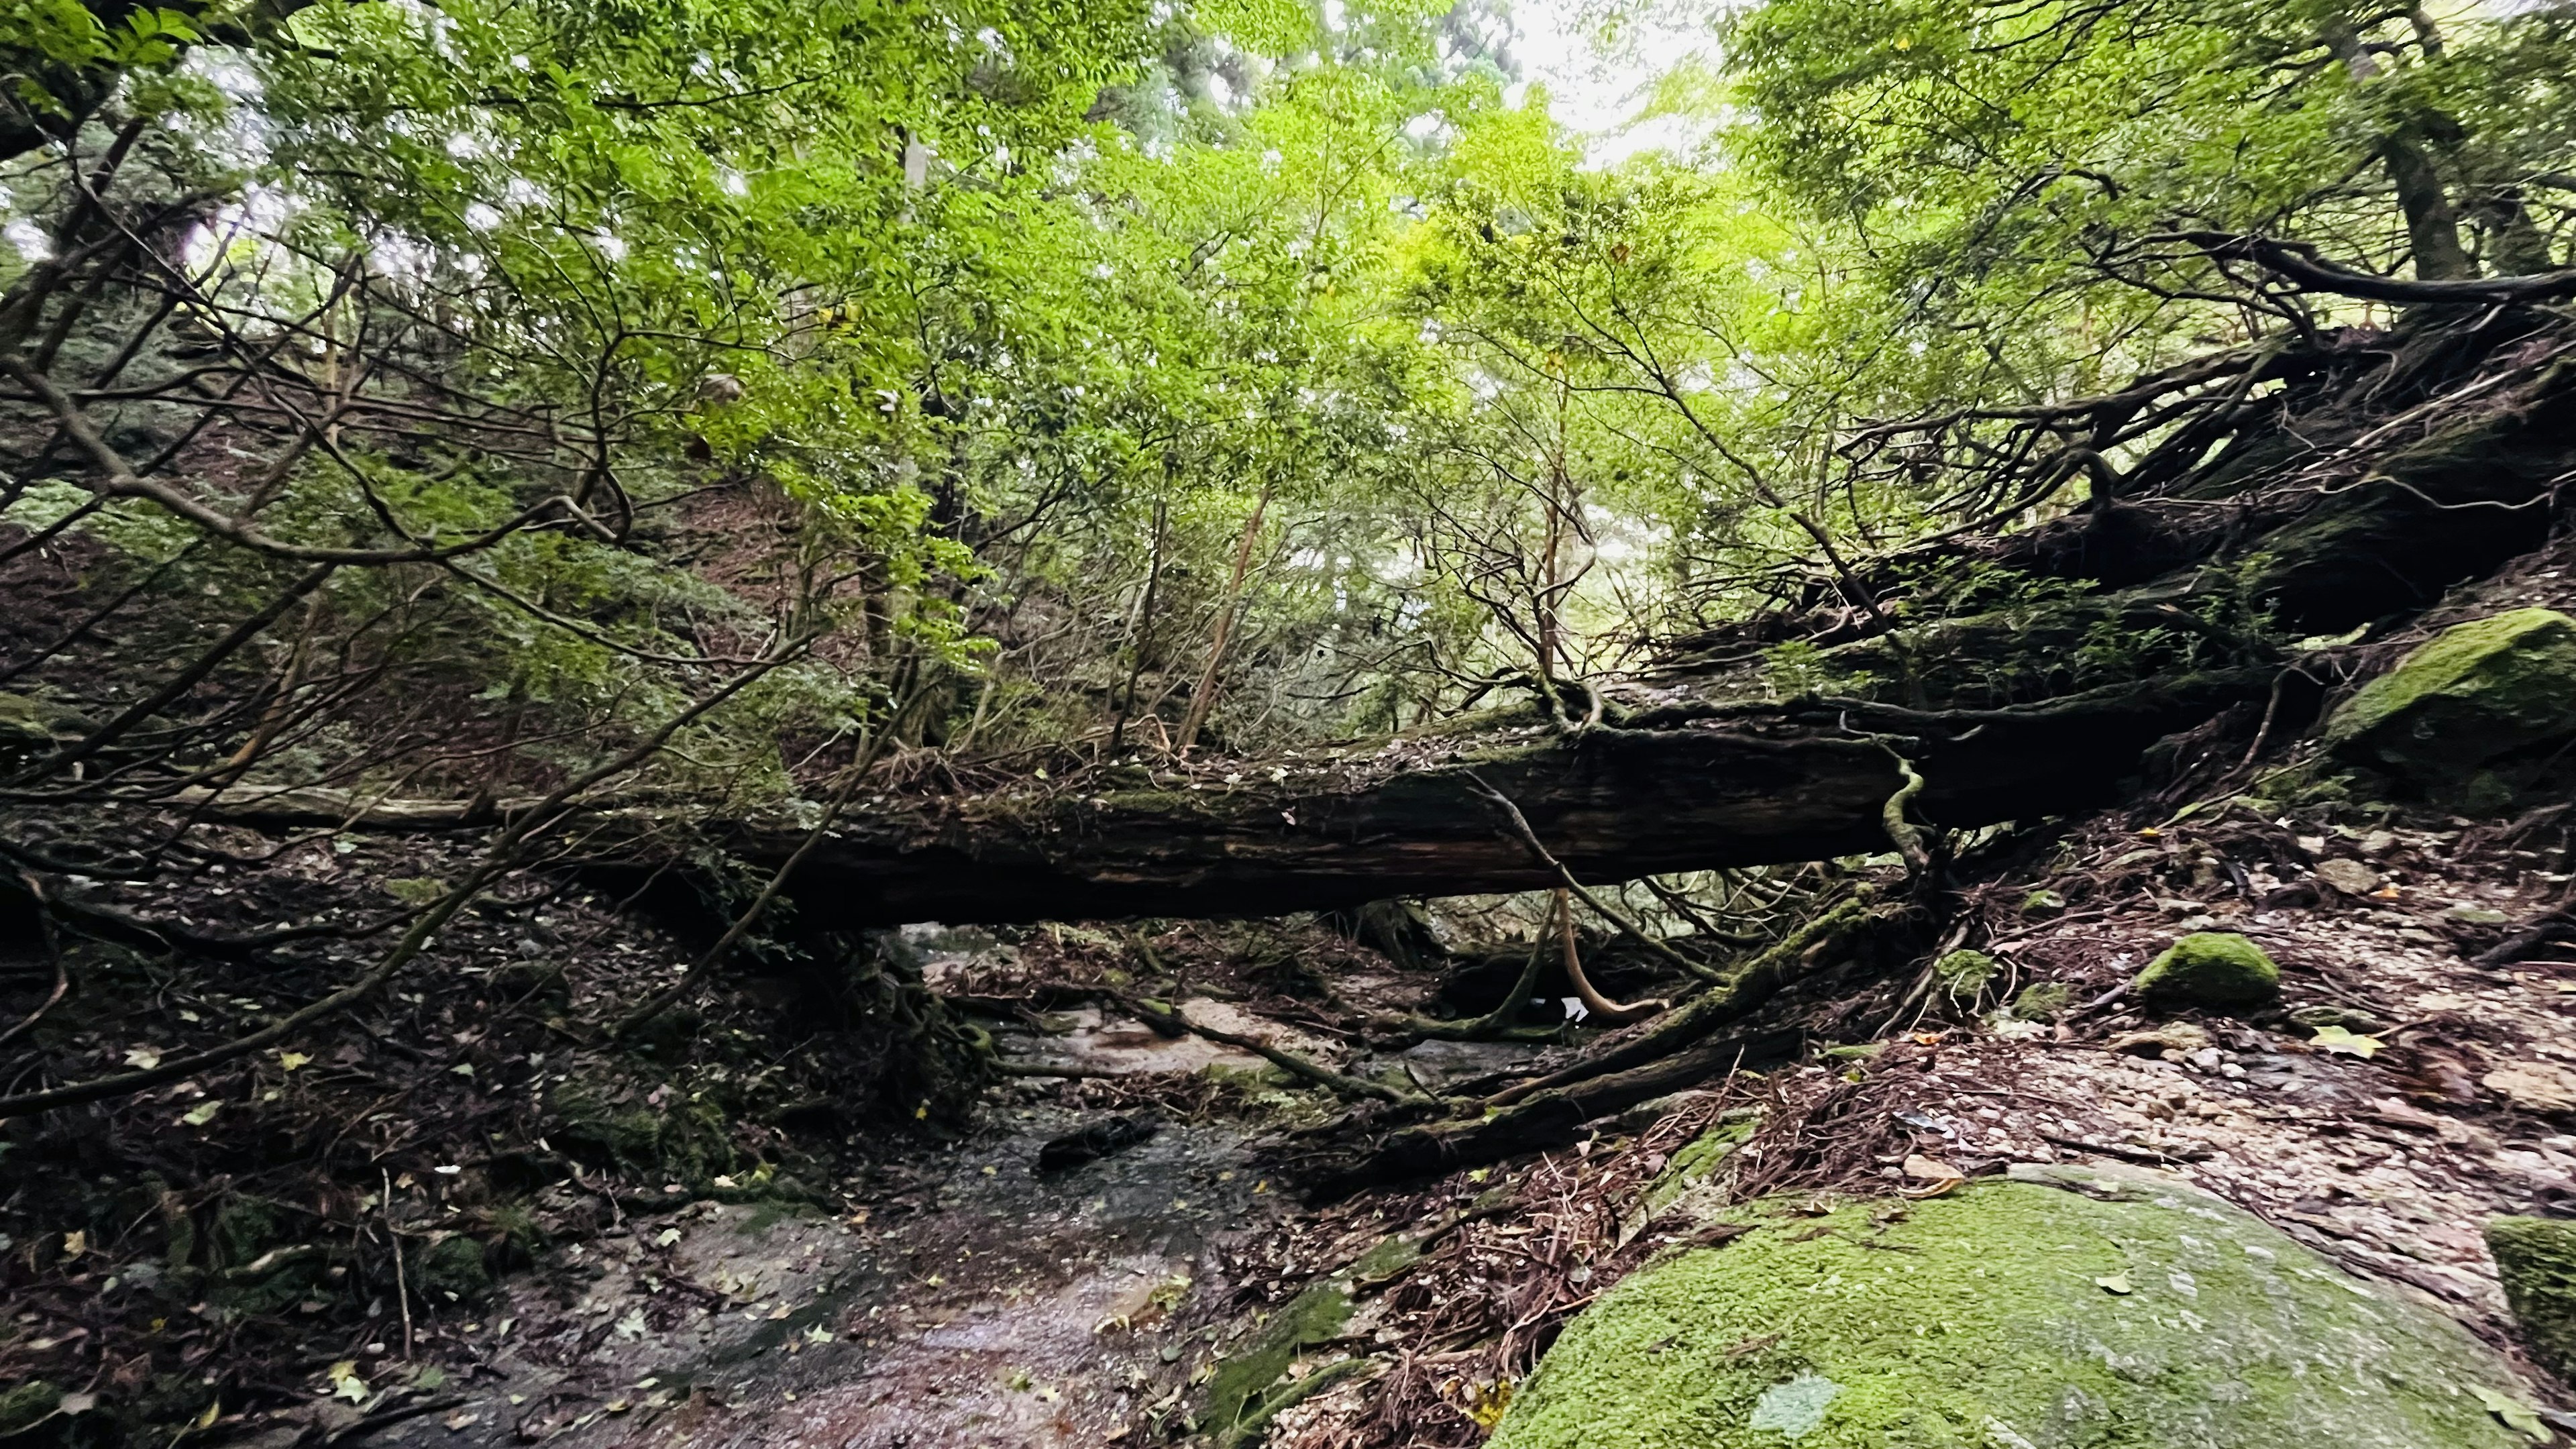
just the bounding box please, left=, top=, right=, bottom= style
left=1491, top=1167, right=2535, bottom=1449
left=548, top=1082, right=737, bottom=1185
left=2324, top=608, right=2576, bottom=802
left=2010, top=982, right=2074, bottom=1021
left=1932, top=950, right=1997, bottom=1001
left=207, top=1194, right=284, bottom=1270
left=0, top=1380, right=60, bottom=1436
left=1638, top=1114, right=1756, bottom=1220
left=413, top=1234, right=492, bottom=1302
left=2488, top=1216, right=2576, bottom=1383
left=2020, top=890, right=2065, bottom=916
left=2133, top=930, right=2279, bottom=1009
left=1200, top=1281, right=1352, bottom=1437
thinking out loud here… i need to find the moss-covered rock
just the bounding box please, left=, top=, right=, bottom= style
left=2133, top=930, right=2279, bottom=1009
left=2488, top=1215, right=2576, bottom=1383
left=1490, top=1165, right=2539, bottom=1449
left=2010, top=982, right=2074, bottom=1021
left=2324, top=608, right=2576, bottom=804
left=413, top=1234, right=492, bottom=1302
left=547, top=1081, right=737, bottom=1185
left=1932, top=950, right=1998, bottom=1002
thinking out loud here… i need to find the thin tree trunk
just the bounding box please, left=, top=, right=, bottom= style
left=1109, top=494, right=1169, bottom=757
left=1176, top=480, right=1271, bottom=754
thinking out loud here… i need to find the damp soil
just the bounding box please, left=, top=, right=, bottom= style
left=372, top=1094, right=1279, bottom=1449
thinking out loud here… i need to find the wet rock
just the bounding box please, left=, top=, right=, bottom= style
left=1490, top=1165, right=2540, bottom=1448
left=1036, top=1114, right=1159, bottom=1172
left=2488, top=1216, right=2576, bottom=1383
left=2132, top=930, right=2279, bottom=1010
left=2324, top=607, right=2576, bottom=808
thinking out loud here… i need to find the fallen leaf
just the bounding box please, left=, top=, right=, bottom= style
left=443, top=1411, right=480, bottom=1431
left=804, top=1324, right=835, bottom=1345
left=276, top=1051, right=310, bottom=1071
left=2095, top=1273, right=2133, bottom=1295
left=2309, top=1025, right=2383, bottom=1059
left=123, top=1046, right=162, bottom=1070
left=57, top=1391, right=97, bottom=1415
left=613, top=1309, right=647, bottom=1339
left=180, top=1102, right=220, bottom=1126
left=61, top=1230, right=86, bottom=1260
left=2473, top=1385, right=2546, bottom=1440
left=654, top=1228, right=682, bottom=1248
left=327, top=1361, right=368, bottom=1403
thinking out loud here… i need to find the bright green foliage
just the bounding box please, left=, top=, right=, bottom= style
left=1725, top=0, right=2576, bottom=409
left=1491, top=1167, right=2535, bottom=1449
left=2133, top=930, right=2280, bottom=1008
left=2324, top=608, right=2576, bottom=800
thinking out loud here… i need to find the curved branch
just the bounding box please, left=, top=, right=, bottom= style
left=2153, top=231, right=2576, bottom=304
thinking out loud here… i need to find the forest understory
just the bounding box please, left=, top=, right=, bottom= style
left=13, top=297, right=2576, bottom=1446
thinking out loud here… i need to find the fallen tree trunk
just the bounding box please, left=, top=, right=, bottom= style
left=710, top=670, right=2267, bottom=925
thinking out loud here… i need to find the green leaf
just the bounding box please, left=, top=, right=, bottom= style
left=2309, top=1026, right=2383, bottom=1059
left=2472, top=1385, right=2546, bottom=1441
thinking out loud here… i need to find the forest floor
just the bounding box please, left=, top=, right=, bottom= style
left=13, top=787, right=2576, bottom=1448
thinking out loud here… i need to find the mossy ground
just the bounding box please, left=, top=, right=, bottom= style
left=2489, top=1216, right=2576, bottom=1384
left=1489, top=1168, right=2535, bottom=1449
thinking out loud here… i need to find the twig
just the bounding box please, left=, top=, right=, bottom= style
left=0, top=871, right=68, bottom=1050
left=384, top=1168, right=413, bottom=1360
left=1462, top=771, right=1723, bottom=983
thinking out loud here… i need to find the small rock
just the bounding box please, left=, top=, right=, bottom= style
left=2487, top=1216, right=2576, bottom=1383
left=2132, top=932, right=2280, bottom=1011
left=2289, top=1004, right=2388, bottom=1034
left=1036, top=1115, right=1159, bottom=1172
left=2108, top=1023, right=2212, bottom=1058
left=2485, top=1064, right=2576, bottom=1115
left=2312, top=858, right=2380, bottom=896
